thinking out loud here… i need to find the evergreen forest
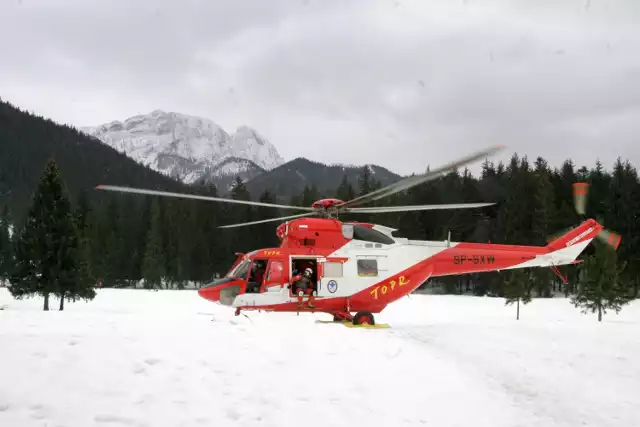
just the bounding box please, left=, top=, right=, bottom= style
left=2, top=154, right=638, bottom=299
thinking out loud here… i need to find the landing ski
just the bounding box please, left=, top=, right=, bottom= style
left=314, top=319, right=391, bottom=329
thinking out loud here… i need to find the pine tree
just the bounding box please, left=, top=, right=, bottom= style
left=9, top=158, right=95, bottom=310
left=227, top=177, right=257, bottom=253
left=101, top=198, right=125, bottom=285
left=192, top=183, right=226, bottom=280
left=605, top=159, right=640, bottom=297
left=141, top=198, right=165, bottom=289
left=57, top=233, right=94, bottom=311
left=499, top=154, right=534, bottom=244
left=335, top=175, right=355, bottom=202
left=255, top=189, right=280, bottom=248
left=171, top=200, right=197, bottom=288
left=530, top=157, right=556, bottom=297
left=358, top=166, right=373, bottom=195
left=572, top=243, right=629, bottom=321
left=300, top=184, right=319, bottom=207
left=56, top=192, right=95, bottom=310
left=504, top=269, right=532, bottom=320
left=75, top=191, right=91, bottom=238
left=162, top=199, right=187, bottom=288
left=354, top=166, right=377, bottom=224
left=231, top=177, right=250, bottom=200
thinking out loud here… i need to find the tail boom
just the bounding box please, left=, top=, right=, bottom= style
left=428, top=219, right=603, bottom=277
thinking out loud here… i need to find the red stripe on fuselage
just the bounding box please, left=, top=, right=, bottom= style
left=430, top=242, right=547, bottom=276
left=347, top=240, right=565, bottom=312
left=242, top=241, right=551, bottom=315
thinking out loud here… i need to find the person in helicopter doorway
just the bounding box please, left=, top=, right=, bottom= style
left=291, top=267, right=316, bottom=309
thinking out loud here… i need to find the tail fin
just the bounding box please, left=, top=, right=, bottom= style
left=544, top=219, right=623, bottom=267
left=546, top=219, right=603, bottom=253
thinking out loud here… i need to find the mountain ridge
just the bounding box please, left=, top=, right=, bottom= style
left=243, top=157, right=402, bottom=202
left=82, top=109, right=405, bottom=200
left=81, top=110, right=285, bottom=186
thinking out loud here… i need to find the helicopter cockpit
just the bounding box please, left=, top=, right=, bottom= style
left=197, top=256, right=253, bottom=305
left=223, top=255, right=270, bottom=294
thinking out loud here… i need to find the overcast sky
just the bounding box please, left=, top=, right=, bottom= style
left=1, top=0, right=639, bottom=176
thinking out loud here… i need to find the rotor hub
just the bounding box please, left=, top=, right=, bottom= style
left=311, top=198, right=345, bottom=209
left=311, top=198, right=345, bottom=218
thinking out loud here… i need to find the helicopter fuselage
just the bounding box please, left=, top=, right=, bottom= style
left=198, top=217, right=602, bottom=320
left=94, top=146, right=620, bottom=326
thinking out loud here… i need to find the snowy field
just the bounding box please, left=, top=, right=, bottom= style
left=1, top=288, right=639, bottom=427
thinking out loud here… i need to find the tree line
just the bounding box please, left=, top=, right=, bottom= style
left=0, top=153, right=637, bottom=320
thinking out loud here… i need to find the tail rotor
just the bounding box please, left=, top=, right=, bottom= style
left=571, top=182, right=622, bottom=250
left=595, top=228, right=622, bottom=250
left=572, top=182, right=588, bottom=216
left=547, top=182, right=621, bottom=250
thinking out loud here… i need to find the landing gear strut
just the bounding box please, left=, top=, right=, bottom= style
left=331, top=311, right=352, bottom=322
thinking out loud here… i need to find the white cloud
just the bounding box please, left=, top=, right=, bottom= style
left=1, top=0, right=639, bottom=175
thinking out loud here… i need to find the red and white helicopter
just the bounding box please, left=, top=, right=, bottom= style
left=96, top=146, right=621, bottom=327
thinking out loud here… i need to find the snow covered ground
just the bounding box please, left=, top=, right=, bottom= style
left=1, top=288, right=639, bottom=427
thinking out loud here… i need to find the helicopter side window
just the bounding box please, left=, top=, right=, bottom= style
left=262, top=260, right=285, bottom=292
left=247, top=259, right=267, bottom=293
left=266, top=261, right=284, bottom=281
left=357, top=259, right=378, bottom=277
left=323, top=261, right=343, bottom=277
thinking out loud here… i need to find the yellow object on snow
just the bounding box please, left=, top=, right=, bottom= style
left=314, top=319, right=391, bottom=328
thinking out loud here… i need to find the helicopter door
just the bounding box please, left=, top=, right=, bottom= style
left=317, top=259, right=345, bottom=297
left=289, top=257, right=322, bottom=297
left=262, top=260, right=285, bottom=293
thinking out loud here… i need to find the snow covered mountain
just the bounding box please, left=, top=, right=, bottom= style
left=81, top=110, right=284, bottom=185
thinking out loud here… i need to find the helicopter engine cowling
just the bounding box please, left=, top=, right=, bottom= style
left=276, top=217, right=350, bottom=250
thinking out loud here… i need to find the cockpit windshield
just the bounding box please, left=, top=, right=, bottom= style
left=226, top=259, right=251, bottom=280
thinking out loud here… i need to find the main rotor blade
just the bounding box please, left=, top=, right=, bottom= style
left=340, top=145, right=505, bottom=209
left=346, top=202, right=495, bottom=213
left=218, top=212, right=316, bottom=229
left=95, top=185, right=315, bottom=211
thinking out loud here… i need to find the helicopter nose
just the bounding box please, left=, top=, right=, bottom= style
left=198, top=286, right=220, bottom=302
left=198, top=279, right=245, bottom=306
